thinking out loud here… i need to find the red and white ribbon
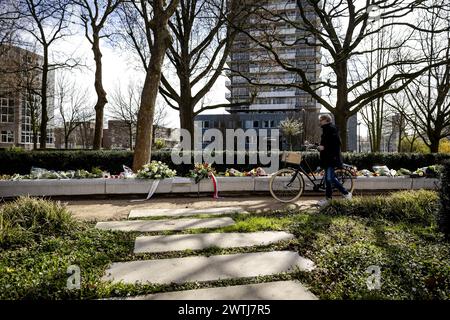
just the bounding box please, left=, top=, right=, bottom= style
left=209, top=172, right=219, bottom=199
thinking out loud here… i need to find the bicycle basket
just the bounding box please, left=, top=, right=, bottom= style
left=281, top=151, right=302, bottom=164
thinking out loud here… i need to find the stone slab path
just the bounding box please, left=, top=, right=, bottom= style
left=102, top=251, right=315, bottom=285
left=129, top=206, right=247, bottom=219
left=95, top=217, right=235, bottom=232
left=98, top=204, right=318, bottom=299
left=114, top=281, right=318, bottom=300
left=134, top=231, right=295, bottom=253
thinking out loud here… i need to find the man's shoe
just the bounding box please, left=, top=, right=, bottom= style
left=317, top=199, right=331, bottom=207
left=343, top=192, right=352, bottom=200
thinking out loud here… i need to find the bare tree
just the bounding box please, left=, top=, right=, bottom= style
left=228, top=0, right=450, bottom=150
left=55, top=71, right=93, bottom=149
left=74, top=0, right=123, bottom=150
left=14, top=0, right=75, bottom=149
left=21, top=49, right=41, bottom=150
left=388, top=2, right=450, bottom=153
left=108, top=81, right=139, bottom=150
left=0, top=0, right=21, bottom=52
left=158, top=0, right=251, bottom=147
left=354, top=15, right=396, bottom=152
left=280, top=117, right=302, bottom=151
left=117, top=0, right=179, bottom=171
left=109, top=81, right=168, bottom=150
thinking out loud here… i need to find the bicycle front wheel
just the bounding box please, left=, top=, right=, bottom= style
left=269, top=168, right=304, bottom=203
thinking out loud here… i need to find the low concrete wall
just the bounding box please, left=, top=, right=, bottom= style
left=0, top=176, right=440, bottom=198
left=0, top=179, right=106, bottom=197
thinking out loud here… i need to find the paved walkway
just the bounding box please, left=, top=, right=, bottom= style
left=95, top=205, right=318, bottom=300
left=68, top=196, right=321, bottom=221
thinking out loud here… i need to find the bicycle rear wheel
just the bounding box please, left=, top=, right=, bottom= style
left=334, top=168, right=355, bottom=193
left=269, top=168, right=304, bottom=202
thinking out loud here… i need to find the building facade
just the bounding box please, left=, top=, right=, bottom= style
left=0, top=45, right=55, bottom=149
left=54, top=121, right=95, bottom=149
left=195, top=0, right=357, bottom=151
left=226, top=0, right=321, bottom=117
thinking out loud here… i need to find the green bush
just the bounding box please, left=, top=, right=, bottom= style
left=0, top=150, right=449, bottom=175
left=0, top=196, right=78, bottom=249
left=153, top=138, right=165, bottom=150
left=0, top=150, right=133, bottom=175
left=319, top=190, right=440, bottom=225
left=439, top=160, right=450, bottom=240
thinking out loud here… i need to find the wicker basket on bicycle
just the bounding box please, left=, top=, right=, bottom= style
left=281, top=151, right=302, bottom=165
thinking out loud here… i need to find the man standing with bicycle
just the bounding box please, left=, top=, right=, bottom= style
left=317, top=114, right=352, bottom=206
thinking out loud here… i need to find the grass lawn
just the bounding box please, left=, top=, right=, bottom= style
left=1, top=192, right=449, bottom=300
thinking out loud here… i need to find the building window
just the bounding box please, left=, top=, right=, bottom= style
left=20, top=94, right=40, bottom=144
left=253, top=120, right=259, bottom=128
left=203, top=121, right=209, bottom=129
left=262, top=120, right=276, bottom=128
left=0, top=97, right=14, bottom=123
left=46, top=128, right=54, bottom=144
left=1, top=130, right=14, bottom=143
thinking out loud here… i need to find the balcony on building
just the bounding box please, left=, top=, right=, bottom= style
left=249, top=103, right=296, bottom=111
left=257, top=90, right=296, bottom=98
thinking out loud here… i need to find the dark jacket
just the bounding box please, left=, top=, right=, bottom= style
left=320, top=122, right=343, bottom=168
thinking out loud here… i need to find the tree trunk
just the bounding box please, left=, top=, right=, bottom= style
left=33, top=131, right=38, bottom=150
left=132, top=26, right=171, bottom=171
left=129, top=124, right=133, bottom=151
left=39, top=46, right=49, bottom=149
left=429, top=137, right=440, bottom=153
left=335, top=61, right=349, bottom=151
left=180, top=104, right=195, bottom=149
left=397, top=114, right=404, bottom=153
left=92, top=32, right=107, bottom=150
left=334, top=112, right=348, bottom=152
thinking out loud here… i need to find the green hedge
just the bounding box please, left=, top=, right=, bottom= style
left=439, top=160, right=450, bottom=240
left=0, top=149, right=449, bottom=175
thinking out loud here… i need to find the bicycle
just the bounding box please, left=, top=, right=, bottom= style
left=269, top=146, right=355, bottom=202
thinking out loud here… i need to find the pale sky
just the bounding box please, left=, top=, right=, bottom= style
left=54, top=33, right=230, bottom=129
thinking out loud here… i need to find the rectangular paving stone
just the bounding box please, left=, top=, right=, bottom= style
left=102, top=251, right=315, bottom=285
left=134, top=231, right=295, bottom=253
left=95, top=217, right=235, bottom=232
left=129, top=206, right=247, bottom=218
left=116, top=281, right=318, bottom=300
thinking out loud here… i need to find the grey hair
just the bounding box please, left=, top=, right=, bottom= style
left=319, top=114, right=332, bottom=123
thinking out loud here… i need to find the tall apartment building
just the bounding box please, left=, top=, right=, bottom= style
left=0, top=45, right=55, bottom=149
left=226, top=0, right=321, bottom=115
left=195, top=0, right=357, bottom=151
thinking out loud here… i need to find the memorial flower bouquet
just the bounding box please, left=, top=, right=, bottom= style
left=189, top=162, right=216, bottom=183
left=136, top=161, right=177, bottom=179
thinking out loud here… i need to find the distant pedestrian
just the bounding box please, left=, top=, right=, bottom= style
left=317, top=114, right=352, bottom=206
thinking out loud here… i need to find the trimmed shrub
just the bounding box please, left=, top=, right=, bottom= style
left=439, top=160, right=450, bottom=239
left=319, top=190, right=440, bottom=225
left=0, top=150, right=133, bottom=175
left=0, top=196, right=78, bottom=249
left=0, top=149, right=449, bottom=175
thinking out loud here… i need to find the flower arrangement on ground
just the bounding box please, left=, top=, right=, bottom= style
left=136, top=161, right=176, bottom=179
